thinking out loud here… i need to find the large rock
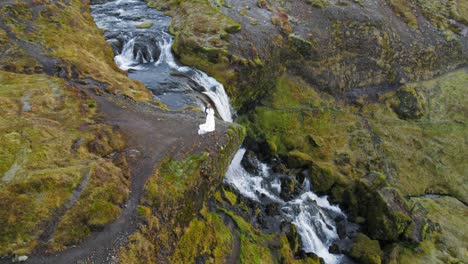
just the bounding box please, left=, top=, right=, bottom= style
left=240, top=150, right=263, bottom=175
left=349, top=233, right=383, bottom=264
left=132, top=36, right=161, bottom=64
left=342, top=172, right=414, bottom=242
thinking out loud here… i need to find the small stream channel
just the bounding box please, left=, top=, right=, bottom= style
left=91, top=0, right=352, bottom=262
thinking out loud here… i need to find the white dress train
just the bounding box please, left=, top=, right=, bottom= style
left=198, top=108, right=215, bottom=134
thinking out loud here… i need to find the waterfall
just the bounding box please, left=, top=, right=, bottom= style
left=154, top=34, right=178, bottom=69
left=93, top=0, right=233, bottom=121
left=114, top=38, right=143, bottom=71
left=154, top=32, right=234, bottom=122
left=225, top=148, right=344, bottom=264
left=188, top=70, right=233, bottom=122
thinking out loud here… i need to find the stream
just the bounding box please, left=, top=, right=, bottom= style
left=91, top=0, right=350, bottom=263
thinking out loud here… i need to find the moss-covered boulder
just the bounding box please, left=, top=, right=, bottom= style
left=390, top=85, right=427, bottom=120
left=136, top=21, right=154, bottom=29
left=349, top=233, right=383, bottom=264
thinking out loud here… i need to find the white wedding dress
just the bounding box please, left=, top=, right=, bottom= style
left=198, top=108, right=215, bottom=134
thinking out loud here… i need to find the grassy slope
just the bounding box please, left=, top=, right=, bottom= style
left=244, top=69, right=467, bottom=201
left=0, top=0, right=151, bottom=99
left=0, top=71, right=129, bottom=255
left=0, top=0, right=152, bottom=255
left=390, top=196, right=467, bottom=263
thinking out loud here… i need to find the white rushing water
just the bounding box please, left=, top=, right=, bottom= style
left=112, top=28, right=233, bottom=121
left=156, top=32, right=234, bottom=122
left=114, top=38, right=144, bottom=71
left=225, top=148, right=344, bottom=264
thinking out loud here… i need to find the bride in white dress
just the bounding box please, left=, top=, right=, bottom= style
left=198, top=104, right=215, bottom=134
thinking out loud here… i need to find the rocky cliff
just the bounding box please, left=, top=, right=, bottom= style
left=146, top=0, right=467, bottom=262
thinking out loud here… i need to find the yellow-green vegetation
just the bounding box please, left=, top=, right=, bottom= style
left=240, top=68, right=467, bottom=256
left=0, top=0, right=151, bottom=100
left=0, top=27, right=41, bottom=74
left=387, top=0, right=467, bottom=32
left=367, top=70, right=467, bottom=202
left=223, top=188, right=238, bottom=205
left=417, top=0, right=468, bottom=31
left=387, top=0, right=418, bottom=28
left=388, top=197, right=467, bottom=263
left=49, top=160, right=129, bottom=251
left=349, top=233, right=383, bottom=264
left=278, top=235, right=321, bottom=264
left=0, top=71, right=129, bottom=255
left=144, top=153, right=209, bottom=208
left=136, top=21, right=154, bottom=29
left=305, top=0, right=329, bottom=9
left=146, top=0, right=240, bottom=88
left=119, top=125, right=245, bottom=262
left=244, top=69, right=467, bottom=201
left=221, top=209, right=276, bottom=263
left=172, top=207, right=233, bottom=263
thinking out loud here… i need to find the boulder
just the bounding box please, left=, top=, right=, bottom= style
left=279, top=176, right=300, bottom=200
left=136, top=21, right=154, bottom=29
left=329, top=238, right=353, bottom=254
left=107, top=38, right=122, bottom=55
left=241, top=150, right=262, bottom=175
left=132, top=36, right=161, bottom=63
left=349, top=233, right=382, bottom=264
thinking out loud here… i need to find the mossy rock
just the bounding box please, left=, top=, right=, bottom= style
left=288, top=34, right=315, bottom=59
left=136, top=21, right=154, bottom=29
left=366, top=188, right=413, bottom=241
left=306, top=163, right=337, bottom=194
left=305, top=0, right=329, bottom=8
left=349, top=233, right=383, bottom=264
left=225, top=23, right=242, bottom=33
left=287, top=150, right=313, bottom=168
left=390, top=85, right=426, bottom=120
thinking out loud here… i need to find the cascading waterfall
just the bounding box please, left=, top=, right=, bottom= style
left=154, top=33, right=234, bottom=122
left=92, top=0, right=233, bottom=121
left=114, top=38, right=144, bottom=71
left=154, top=34, right=178, bottom=69
left=225, top=148, right=345, bottom=264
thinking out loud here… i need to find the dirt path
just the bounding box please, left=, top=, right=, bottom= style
left=11, top=87, right=232, bottom=264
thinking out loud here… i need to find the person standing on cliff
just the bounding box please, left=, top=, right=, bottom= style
left=198, top=103, right=215, bottom=134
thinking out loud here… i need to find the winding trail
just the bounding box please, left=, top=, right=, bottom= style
left=5, top=85, right=232, bottom=264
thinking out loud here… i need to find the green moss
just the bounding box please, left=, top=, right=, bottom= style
left=50, top=161, right=129, bottom=251
left=305, top=0, right=329, bottom=9
left=387, top=0, right=418, bottom=28
left=390, top=197, right=467, bottom=263
left=136, top=21, right=154, bottom=29
left=144, top=153, right=209, bottom=206
left=220, top=209, right=275, bottom=263
left=137, top=205, right=152, bottom=217
left=349, top=233, right=383, bottom=264
left=119, top=123, right=245, bottom=262
left=119, top=232, right=157, bottom=263
left=0, top=71, right=129, bottom=254
left=223, top=188, right=238, bottom=205
left=0, top=0, right=150, bottom=99
left=172, top=207, right=233, bottom=263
